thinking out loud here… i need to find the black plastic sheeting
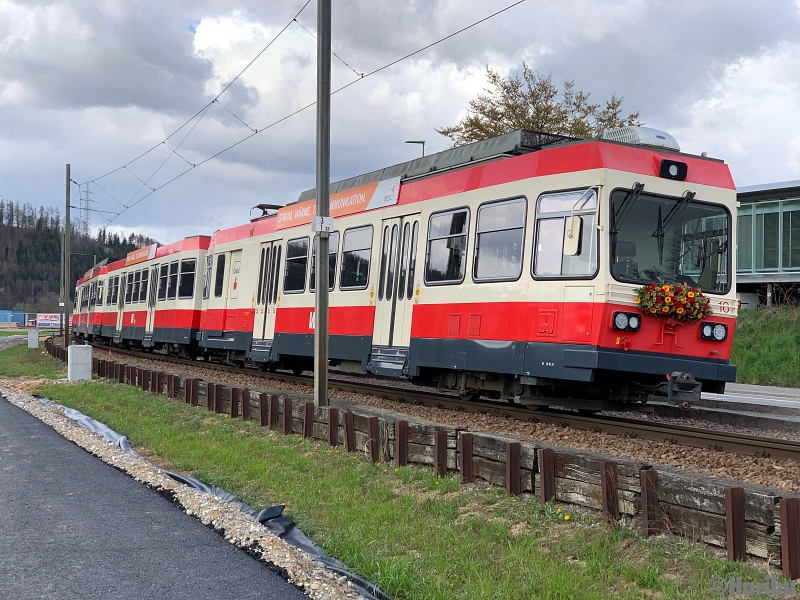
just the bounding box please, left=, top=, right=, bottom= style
left=36, top=397, right=391, bottom=600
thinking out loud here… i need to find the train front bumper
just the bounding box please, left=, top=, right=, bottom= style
left=563, top=347, right=737, bottom=384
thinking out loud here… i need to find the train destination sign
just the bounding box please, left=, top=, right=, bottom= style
left=275, top=176, right=401, bottom=230
left=124, top=244, right=158, bottom=266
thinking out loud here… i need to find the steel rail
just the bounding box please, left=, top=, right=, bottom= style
left=85, top=343, right=800, bottom=463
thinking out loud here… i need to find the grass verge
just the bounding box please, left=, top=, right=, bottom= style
left=731, top=308, right=800, bottom=387
left=25, top=378, right=774, bottom=600
left=0, top=341, right=66, bottom=379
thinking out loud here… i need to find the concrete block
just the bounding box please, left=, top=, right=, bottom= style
left=27, top=329, right=39, bottom=349
left=68, top=345, right=92, bottom=382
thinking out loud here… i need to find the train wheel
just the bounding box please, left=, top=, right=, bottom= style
left=458, top=391, right=481, bottom=402
left=291, top=366, right=305, bottom=376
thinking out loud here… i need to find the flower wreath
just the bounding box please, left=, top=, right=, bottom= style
left=635, top=282, right=712, bottom=322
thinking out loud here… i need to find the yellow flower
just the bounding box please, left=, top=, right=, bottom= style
left=564, top=515, right=571, bottom=521
left=650, top=308, right=657, bottom=313
left=634, top=297, right=641, bottom=304
left=557, top=508, right=562, bottom=513
left=661, top=285, right=670, bottom=293
left=676, top=307, right=685, bottom=314
left=664, top=296, right=673, bottom=304
left=662, top=306, right=669, bottom=313
left=687, top=291, right=695, bottom=298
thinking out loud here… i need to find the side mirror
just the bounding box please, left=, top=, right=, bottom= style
left=563, top=215, right=582, bottom=256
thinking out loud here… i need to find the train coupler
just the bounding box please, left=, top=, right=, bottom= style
left=664, top=371, right=701, bottom=408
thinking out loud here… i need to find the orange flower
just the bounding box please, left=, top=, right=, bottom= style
left=650, top=308, right=657, bottom=313
left=687, top=291, right=695, bottom=298
left=662, top=306, right=669, bottom=313
left=634, top=297, right=641, bottom=304
left=665, top=296, right=673, bottom=304
left=676, top=307, right=685, bottom=314
left=661, top=285, right=670, bottom=293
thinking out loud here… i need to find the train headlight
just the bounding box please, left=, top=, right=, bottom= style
left=613, top=312, right=641, bottom=331
left=700, top=322, right=727, bottom=341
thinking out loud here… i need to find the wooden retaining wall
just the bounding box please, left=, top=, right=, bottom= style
left=46, top=340, right=800, bottom=578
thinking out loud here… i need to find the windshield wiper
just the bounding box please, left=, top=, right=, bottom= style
left=610, top=182, right=644, bottom=258
left=662, top=190, right=696, bottom=230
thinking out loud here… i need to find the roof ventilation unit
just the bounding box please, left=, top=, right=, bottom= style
left=598, top=126, right=680, bottom=152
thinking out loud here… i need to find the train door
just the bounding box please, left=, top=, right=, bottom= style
left=225, top=250, right=242, bottom=331
left=114, top=271, right=127, bottom=342
left=145, top=264, right=159, bottom=341
left=253, top=240, right=282, bottom=341
left=371, top=213, right=420, bottom=374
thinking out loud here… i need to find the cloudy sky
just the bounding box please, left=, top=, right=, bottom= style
left=1, top=0, right=800, bottom=244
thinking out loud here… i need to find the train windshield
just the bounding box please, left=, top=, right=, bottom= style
left=610, top=188, right=730, bottom=294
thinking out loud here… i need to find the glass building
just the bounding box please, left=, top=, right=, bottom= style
left=737, top=180, right=800, bottom=304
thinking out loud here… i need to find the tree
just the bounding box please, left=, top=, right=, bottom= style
left=436, top=64, right=642, bottom=147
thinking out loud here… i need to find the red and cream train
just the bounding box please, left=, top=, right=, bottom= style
left=73, top=128, right=737, bottom=409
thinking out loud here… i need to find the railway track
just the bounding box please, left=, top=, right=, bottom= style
left=85, top=341, right=800, bottom=463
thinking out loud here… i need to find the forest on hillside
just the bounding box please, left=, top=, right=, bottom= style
left=0, top=201, right=157, bottom=312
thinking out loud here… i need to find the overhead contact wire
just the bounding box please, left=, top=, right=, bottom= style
left=84, top=0, right=312, bottom=186
left=104, top=0, right=527, bottom=226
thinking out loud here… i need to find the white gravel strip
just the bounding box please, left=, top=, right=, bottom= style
left=1, top=385, right=365, bottom=600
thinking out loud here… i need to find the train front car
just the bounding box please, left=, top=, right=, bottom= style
left=414, top=127, right=737, bottom=411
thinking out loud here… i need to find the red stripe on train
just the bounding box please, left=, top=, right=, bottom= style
left=275, top=305, right=375, bottom=336
left=153, top=309, right=202, bottom=330
left=410, top=301, right=733, bottom=360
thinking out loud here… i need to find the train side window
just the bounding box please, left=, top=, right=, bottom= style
left=386, top=225, right=399, bottom=300
left=271, top=245, right=281, bottom=303
left=533, top=189, right=598, bottom=278
left=283, top=237, right=309, bottom=293
left=167, top=261, right=179, bottom=300
left=397, top=223, right=411, bottom=299
left=378, top=226, right=389, bottom=300
left=424, top=208, right=469, bottom=284
left=310, top=231, right=339, bottom=292
left=213, top=254, right=226, bottom=297
left=124, top=272, right=134, bottom=304
left=473, top=197, right=526, bottom=282
left=256, top=248, right=267, bottom=305
left=178, top=259, right=196, bottom=299
left=266, top=247, right=276, bottom=304
left=106, top=278, right=114, bottom=304
left=340, top=226, right=373, bottom=290
left=139, top=268, right=149, bottom=303
left=96, top=280, right=104, bottom=306
left=261, top=244, right=278, bottom=304
left=158, top=264, right=169, bottom=301
left=148, top=267, right=158, bottom=307
left=406, top=222, right=419, bottom=299
left=202, top=256, right=212, bottom=299
left=131, top=270, right=141, bottom=303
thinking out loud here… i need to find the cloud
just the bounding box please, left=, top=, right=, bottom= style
left=1, top=0, right=800, bottom=243
left=674, top=41, right=800, bottom=185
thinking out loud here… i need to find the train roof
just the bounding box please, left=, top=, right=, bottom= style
left=76, top=235, right=210, bottom=285
left=292, top=128, right=727, bottom=207
left=294, top=129, right=575, bottom=205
